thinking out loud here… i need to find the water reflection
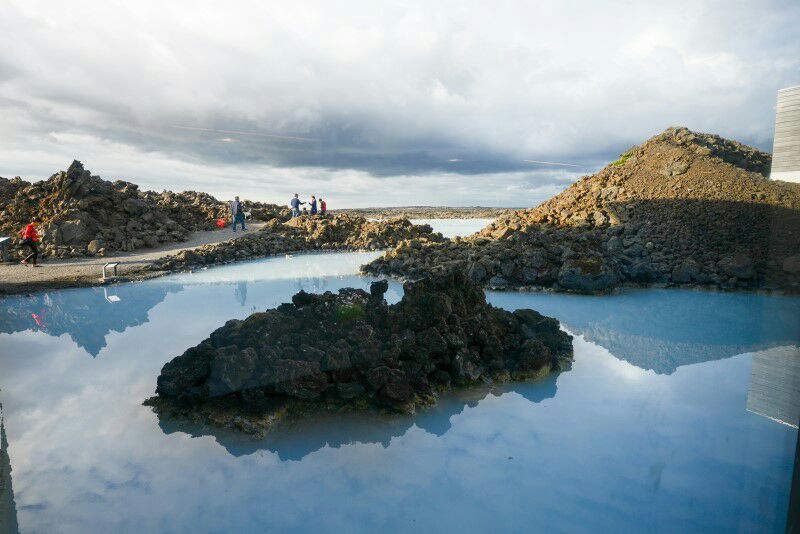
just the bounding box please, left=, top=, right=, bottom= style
left=747, top=346, right=800, bottom=428
left=235, top=281, right=248, bottom=307
left=0, top=405, right=19, bottom=534
left=0, top=284, right=182, bottom=357
left=2, top=257, right=797, bottom=375
left=156, top=375, right=559, bottom=460
left=488, top=290, right=800, bottom=374
left=0, top=251, right=385, bottom=358
left=0, top=250, right=796, bottom=533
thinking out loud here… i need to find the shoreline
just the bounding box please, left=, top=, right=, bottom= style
left=2, top=241, right=795, bottom=298
left=0, top=215, right=441, bottom=296
left=0, top=245, right=376, bottom=297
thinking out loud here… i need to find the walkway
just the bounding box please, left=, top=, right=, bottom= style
left=0, top=222, right=265, bottom=295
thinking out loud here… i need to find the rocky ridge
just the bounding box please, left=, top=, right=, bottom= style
left=338, top=206, right=512, bottom=220
left=146, top=270, right=573, bottom=432
left=0, top=161, right=289, bottom=258
left=149, top=214, right=444, bottom=271
left=364, top=127, right=800, bottom=293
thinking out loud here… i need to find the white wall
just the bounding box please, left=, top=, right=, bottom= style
left=771, top=86, right=800, bottom=182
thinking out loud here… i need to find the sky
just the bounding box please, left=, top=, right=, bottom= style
left=1, top=0, right=798, bottom=207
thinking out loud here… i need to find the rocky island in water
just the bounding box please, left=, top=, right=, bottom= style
left=146, top=270, right=573, bottom=433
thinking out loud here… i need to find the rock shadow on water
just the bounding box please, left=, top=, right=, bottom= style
left=153, top=373, right=560, bottom=461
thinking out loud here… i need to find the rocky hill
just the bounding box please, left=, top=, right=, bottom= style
left=0, top=161, right=289, bottom=258
left=364, top=127, right=800, bottom=292
left=146, top=271, right=573, bottom=432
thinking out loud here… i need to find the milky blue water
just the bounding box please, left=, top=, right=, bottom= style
left=0, top=250, right=798, bottom=533
left=410, top=218, right=493, bottom=238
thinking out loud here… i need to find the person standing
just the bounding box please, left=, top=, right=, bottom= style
left=230, top=196, right=246, bottom=232
left=320, top=198, right=327, bottom=216
left=19, top=218, right=41, bottom=267
left=290, top=194, right=305, bottom=218
left=310, top=195, right=318, bottom=215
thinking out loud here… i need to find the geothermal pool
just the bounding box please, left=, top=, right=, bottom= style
left=410, top=218, right=493, bottom=238
left=0, top=248, right=798, bottom=532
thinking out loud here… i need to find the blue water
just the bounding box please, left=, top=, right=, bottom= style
left=411, top=218, right=493, bottom=238
left=0, top=250, right=798, bottom=533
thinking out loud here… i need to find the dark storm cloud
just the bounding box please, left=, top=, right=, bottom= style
left=0, top=0, right=797, bottom=204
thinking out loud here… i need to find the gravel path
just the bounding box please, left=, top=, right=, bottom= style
left=0, top=222, right=266, bottom=295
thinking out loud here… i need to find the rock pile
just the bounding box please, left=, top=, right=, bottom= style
left=147, top=270, right=573, bottom=431
left=150, top=215, right=444, bottom=271
left=0, top=161, right=288, bottom=258
left=141, top=189, right=289, bottom=232
left=364, top=127, right=800, bottom=292
left=283, top=214, right=441, bottom=250
left=0, top=161, right=188, bottom=258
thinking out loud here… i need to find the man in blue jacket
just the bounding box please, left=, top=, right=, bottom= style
left=290, top=194, right=305, bottom=217
left=230, top=196, right=246, bottom=232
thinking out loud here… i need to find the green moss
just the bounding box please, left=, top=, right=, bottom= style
left=613, top=151, right=633, bottom=166
left=334, top=303, right=366, bottom=322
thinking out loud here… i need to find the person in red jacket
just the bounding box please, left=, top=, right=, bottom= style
left=319, top=198, right=327, bottom=216
left=20, top=218, right=41, bottom=267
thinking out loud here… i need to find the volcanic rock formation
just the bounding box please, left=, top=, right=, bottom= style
left=364, top=127, right=800, bottom=292
left=147, top=270, right=573, bottom=432
left=0, top=161, right=289, bottom=258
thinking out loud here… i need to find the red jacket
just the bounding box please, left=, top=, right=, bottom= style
left=320, top=201, right=327, bottom=212
left=22, top=223, right=38, bottom=242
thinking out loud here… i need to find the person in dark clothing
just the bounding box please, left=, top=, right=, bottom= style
left=230, top=196, right=246, bottom=232
left=320, top=198, right=327, bottom=216
left=310, top=195, right=318, bottom=215
left=20, top=218, right=41, bottom=267
left=290, top=194, right=305, bottom=218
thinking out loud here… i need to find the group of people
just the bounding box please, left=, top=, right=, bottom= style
left=226, top=193, right=329, bottom=232
left=290, top=194, right=327, bottom=218
left=12, top=193, right=333, bottom=267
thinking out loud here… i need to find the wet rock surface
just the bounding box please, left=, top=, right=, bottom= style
left=364, top=127, right=800, bottom=293
left=146, top=270, right=573, bottom=432
left=0, top=160, right=289, bottom=259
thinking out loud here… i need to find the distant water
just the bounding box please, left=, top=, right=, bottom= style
left=411, top=218, right=493, bottom=238
left=0, top=247, right=798, bottom=533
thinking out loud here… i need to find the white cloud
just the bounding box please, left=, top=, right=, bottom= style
left=0, top=0, right=797, bottom=206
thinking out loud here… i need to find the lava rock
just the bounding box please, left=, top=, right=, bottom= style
left=362, top=127, right=800, bottom=293
left=557, top=258, right=616, bottom=293
left=151, top=270, right=574, bottom=421
left=0, top=160, right=290, bottom=259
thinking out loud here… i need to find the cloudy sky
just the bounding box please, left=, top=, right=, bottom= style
left=1, top=0, right=798, bottom=207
